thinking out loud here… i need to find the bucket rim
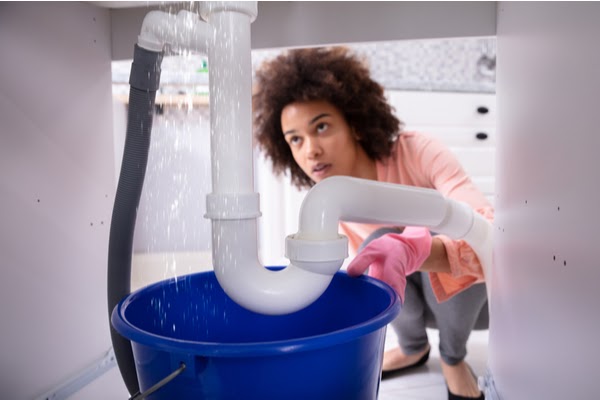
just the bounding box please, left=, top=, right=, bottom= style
left=111, top=270, right=401, bottom=357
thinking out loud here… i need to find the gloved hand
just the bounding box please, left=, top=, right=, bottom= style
left=347, top=227, right=432, bottom=302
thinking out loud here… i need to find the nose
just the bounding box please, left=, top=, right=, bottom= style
left=305, top=136, right=322, bottom=159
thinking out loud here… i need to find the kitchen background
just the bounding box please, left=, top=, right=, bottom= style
left=4, top=3, right=598, bottom=398
left=111, top=36, right=496, bottom=279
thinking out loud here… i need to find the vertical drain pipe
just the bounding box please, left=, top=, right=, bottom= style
left=199, top=2, right=351, bottom=315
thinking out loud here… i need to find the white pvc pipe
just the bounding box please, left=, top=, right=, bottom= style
left=211, top=219, right=339, bottom=315
left=209, top=175, right=491, bottom=315
left=199, top=2, right=347, bottom=315
left=203, top=8, right=255, bottom=194
left=294, top=176, right=492, bottom=286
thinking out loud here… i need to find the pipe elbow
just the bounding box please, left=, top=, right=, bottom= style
left=462, top=212, right=493, bottom=282
left=138, top=11, right=174, bottom=52
left=297, top=176, right=493, bottom=282
left=297, top=176, right=449, bottom=235
left=211, top=219, right=346, bottom=315
left=138, top=10, right=211, bottom=54
left=214, top=260, right=337, bottom=315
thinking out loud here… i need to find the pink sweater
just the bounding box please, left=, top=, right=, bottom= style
left=339, top=131, right=494, bottom=302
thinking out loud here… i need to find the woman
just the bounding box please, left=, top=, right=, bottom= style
left=253, top=46, right=491, bottom=400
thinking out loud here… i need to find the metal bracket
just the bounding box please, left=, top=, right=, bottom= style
left=33, top=347, right=117, bottom=400
left=479, top=367, right=502, bottom=400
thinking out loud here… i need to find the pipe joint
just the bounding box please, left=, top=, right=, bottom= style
left=129, top=45, right=163, bottom=91
left=431, top=199, right=475, bottom=239
left=138, top=10, right=175, bottom=52
left=205, top=193, right=261, bottom=220
left=199, top=1, right=258, bottom=22
left=285, top=234, right=348, bottom=275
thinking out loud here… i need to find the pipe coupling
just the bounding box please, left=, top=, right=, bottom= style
left=199, top=1, right=258, bottom=22
left=286, top=234, right=348, bottom=275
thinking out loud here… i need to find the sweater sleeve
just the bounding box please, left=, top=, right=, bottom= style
left=413, top=134, right=494, bottom=302
left=430, top=206, right=494, bottom=302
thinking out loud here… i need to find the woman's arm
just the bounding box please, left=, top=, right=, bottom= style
left=420, top=237, right=451, bottom=273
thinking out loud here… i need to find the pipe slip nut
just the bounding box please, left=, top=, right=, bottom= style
left=285, top=234, right=349, bottom=275
left=199, top=1, right=258, bottom=22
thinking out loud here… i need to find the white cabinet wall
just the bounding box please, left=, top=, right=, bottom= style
left=256, top=90, right=497, bottom=266
left=0, top=3, right=127, bottom=399
left=386, top=90, right=497, bottom=205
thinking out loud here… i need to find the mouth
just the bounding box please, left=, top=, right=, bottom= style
left=311, top=163, right=331, bottom=179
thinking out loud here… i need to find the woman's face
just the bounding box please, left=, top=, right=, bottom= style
left=281, top=100, right=373, bottom=183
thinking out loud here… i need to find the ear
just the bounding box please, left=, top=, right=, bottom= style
left=351, top=127, right=361, bottom=141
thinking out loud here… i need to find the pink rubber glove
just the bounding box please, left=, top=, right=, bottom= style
left=347, top=227, right=432, bottom=302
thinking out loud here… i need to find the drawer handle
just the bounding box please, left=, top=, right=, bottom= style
left=477, top=106, right=489, bottom=114
left=476, top=132, right=489, bottom=140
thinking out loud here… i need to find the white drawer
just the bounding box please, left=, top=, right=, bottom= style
left=449, top=147, right=496, bottom=176
left=407, top=126, right=496, bottom=147
left=386, top=90, right=496, bottom=126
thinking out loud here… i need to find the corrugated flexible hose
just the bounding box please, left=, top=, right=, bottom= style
left=107, top=44, right=163, bottom=396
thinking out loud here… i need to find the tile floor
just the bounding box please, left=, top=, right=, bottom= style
left=379, top=327, right=489, bottom=399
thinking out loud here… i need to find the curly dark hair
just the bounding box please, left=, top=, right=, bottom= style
left=253, top=46, right=402, bottom=190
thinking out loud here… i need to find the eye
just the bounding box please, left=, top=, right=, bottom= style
left=316, top=122, right=328, bottom=134
left=287, top=135, right=302, bottom=146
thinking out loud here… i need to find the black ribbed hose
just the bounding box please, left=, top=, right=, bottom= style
left=108, top=44, right=163, bottom=396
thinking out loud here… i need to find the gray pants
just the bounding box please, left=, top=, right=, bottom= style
left=360, top=228, right=489, bottom=365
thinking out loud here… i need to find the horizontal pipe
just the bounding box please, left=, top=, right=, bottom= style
left=295, top=176, right=491, bottom=285
left=297, top=177, right=448, bottom=238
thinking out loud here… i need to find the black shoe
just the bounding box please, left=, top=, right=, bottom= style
left=381, top=347, right=430, bottom=380
left=446, top=365, right=484, bottom=400
left=447, top=388, right=484, bottom=400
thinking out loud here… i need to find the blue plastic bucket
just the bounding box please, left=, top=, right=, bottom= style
left=111, top=270, right=401, bottom=399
